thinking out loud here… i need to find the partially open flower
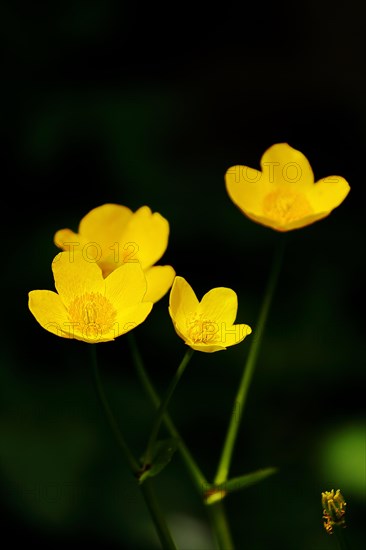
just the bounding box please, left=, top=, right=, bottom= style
left=169, top=276, right=252, bottom=352
left=28, top=251, right=153, bottom=343
left=322, top=489, right=347, bottom=534
left=54, top=203, right=175, bottom=302
left=225, top=143, right=350, bottom=231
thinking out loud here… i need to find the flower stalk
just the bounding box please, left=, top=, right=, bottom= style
left=206, top=501, right=235, bottom=550
left=129, top=335, right=235, bottom=548
left=141, top=348, right=194, bottom=471
left=215, top=236, right=286, bottom=485
left=90, top=344, right=177, bottom=550
left=90, top=344, right=140, bottom=473
left=128, top=333, right=208, bottom=490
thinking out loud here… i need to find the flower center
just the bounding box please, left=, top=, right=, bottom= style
left=262, top=189, right=313, bottom=225
left=187, top=313, right=218, bottom=344
left=68, top=292, right=117, bottom=339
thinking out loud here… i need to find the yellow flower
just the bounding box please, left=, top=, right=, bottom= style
left=54, top=203, right=175, bottom=302
left=28, top=251, right=153, bottom=343
left=168, top=276, right=252, bottom=352
left=225, top=143, right=350, bottom=231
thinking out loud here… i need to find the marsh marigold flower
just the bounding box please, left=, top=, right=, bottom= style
left=225, top=143, right=350, bottom=231
left=54, top=203, right=175, bottom=303
left=168, top=276, right=252, bottom=352
left=28, top=251, right=153, bottom=343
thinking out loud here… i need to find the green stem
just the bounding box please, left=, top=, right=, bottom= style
left=90, top=343, right=140, bottom=473
left=128, top=333, right=208, bottom=489
left=143, top=348, right=194, bottom=467
left=128, top=336, right=234, bottom=548
left=89, top=344, right=177, bottom=550
left=214, top=236, right=286, bottom=485
left=140, top=479, right=178, bottom=550
left=207, top=501, right=235, bottom=550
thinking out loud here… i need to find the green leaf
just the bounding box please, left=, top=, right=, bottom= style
left=139, top=438, right=179, bottom=484
left=204, top=467, right=278, bottom=505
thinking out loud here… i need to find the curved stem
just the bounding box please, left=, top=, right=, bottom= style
left=143, top=348, right=194, bottom=467
left=128, top=336, right=235, bottom=547
left=215, top=236, right=286, bottom=485
left=90, top=343, right=140, bottom=473
left=89, top=344, right=177, bottom=550
left=128, top=333, right=208, bottom=490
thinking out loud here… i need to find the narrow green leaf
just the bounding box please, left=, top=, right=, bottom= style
left=139, top=438, right=179, bottom=484
left=204, top=467, right=278, bottom=505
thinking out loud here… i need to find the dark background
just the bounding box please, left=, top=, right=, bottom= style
left=1, top=1, right=365, bottom=548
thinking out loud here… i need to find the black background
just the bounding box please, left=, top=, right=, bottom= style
left=1, top=1, right=365, bottom=549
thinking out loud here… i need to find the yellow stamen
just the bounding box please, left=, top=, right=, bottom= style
left=187, top=313, right=218, bottom=344
left=68, top=292, right=117, bottom=338
left=321, top=489, right=347, bottom=534
left=263, top=189, right=313, bottom=225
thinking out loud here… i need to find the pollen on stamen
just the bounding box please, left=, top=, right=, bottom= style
left=186, top=313, right=218, bottom=344
left=68, top=292, right=117, bottom=338
left=263, top=189, right=313, bottom=225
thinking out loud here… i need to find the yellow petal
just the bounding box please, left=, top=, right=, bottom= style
left=114, top=302, right=153, bottom=338
left=186, top=342, right=228, bottom=353
left=52, top=251, right=105, bottom=308
left=55, top=205, right=135, bottom=273
left=65, top=325, right=114, bottom=344
left=79, top=203, right=133, bottom=244
left=220, top=324, right=252, bottom=348
left=260, top=143, right=314, bottom=187
left=120, top=206, right=170, bottom=270
left=171, top=319, right=191, bottom=345
left=79, top=204, right=135, bottom=271
left=199, top=287, right=238, bottom=325
left=237, top=209, right=329, bottom=232
left=225, top=164, right=266, bottom=217
left=310, top=176, right=350, bottom=213
left=28, top=290, right=71, bottom=339
left=186, top=323, right=251, bottom=352
left=169, top=276, right=199, bottom=332
left=105, top=262, right=149, bottom=308
left=144, top=265, right=176, bottom=303
left=54, top=228, right=90, bottom=252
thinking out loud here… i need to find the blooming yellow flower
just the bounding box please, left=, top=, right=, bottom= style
left=225, top=143, right=350, bottom=231
left=54, top=203, right=175, bottom=302
left=168, top=276, right=252, bottom=352
left=28, top=251, right=153, bottom=343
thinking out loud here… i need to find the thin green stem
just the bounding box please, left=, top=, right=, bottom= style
left=206, top=501, right=235, bottom=550
left=140, top=479, right=178, bottom=550
left=128, top=334, right=208, bottom=489
left=214, top=236, right=286, bottom=485
left=143, top=348, right=194, bottom=467
left=89, top=344, right=177, bottom=550
left=128, top=336, right=234, bottom=548
left=90, top=343, right=140, bottom=473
